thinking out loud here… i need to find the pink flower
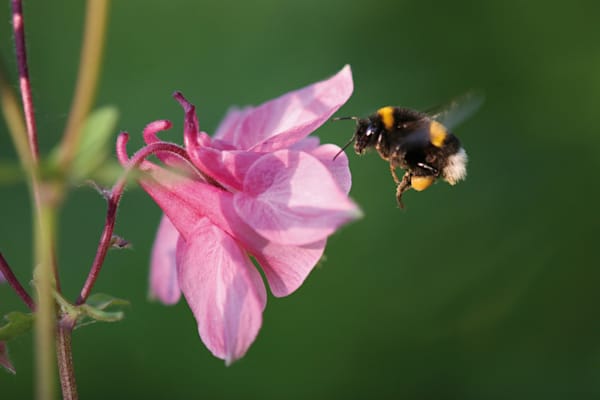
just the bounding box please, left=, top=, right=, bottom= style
left=118, top=66, right=360, bottom=364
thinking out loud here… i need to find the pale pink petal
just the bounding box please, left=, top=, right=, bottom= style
left=213, top=106, right=253, bottom=144
left=188, top=139, right=348, bottom=193
left=149, top=214, right=181, bottom=304
left=137, top=162, right=229, bottom=240
left=137, top=161, right=256, bottom=247
left=254, top=239, right=326, bottom=298
left=290, top=138, right=351, bottom=193
left=306, top=144, right=352, bottom=194
left=289, top=136, right=321, bottom=152
left=203, top=204, right=327, bottom=297
left=212, top=66, right=353, bottom=151
left=233, top=150, right=361, bottom=246
left=177, top=218, right=267, bottom=365
left=187, top=147, right=262, bottom=192
left=139, top=179, right=327, bottom=298
left=0, top=271, right=5, bottom=283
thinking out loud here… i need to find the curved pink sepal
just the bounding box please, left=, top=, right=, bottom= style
left=177, top=218, right=267, bottom=365
left=213, top=65, right=353, bottom=152
left=254, top=239, right=326, bottom=298
left=149, top=214, right=181, bottom=304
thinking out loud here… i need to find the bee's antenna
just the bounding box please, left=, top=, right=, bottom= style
left=332, top=116, right=360, bottom=160
left=333, top=135, right=356, bottom=160
left=332, top=116, right=359, bottom=122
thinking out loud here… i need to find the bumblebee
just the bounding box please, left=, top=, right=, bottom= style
left=334, top=93, right=482, bottom=208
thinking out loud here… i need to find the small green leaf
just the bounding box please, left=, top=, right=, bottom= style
left=86, top=293, right=129, bottom=310
left=46, top=106, right=120, bottom=181
left=72, top=106, right=119, bottom=180
left=79, top=305, right=125, bottom=322
left=0, top=312, right=34, bottom=341
left=75, top=293, right=130, bottom=325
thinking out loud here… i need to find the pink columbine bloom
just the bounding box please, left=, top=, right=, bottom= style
left=117, top=66, right=360, bottom=364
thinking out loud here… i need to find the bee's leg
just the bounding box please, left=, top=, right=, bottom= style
left=389, top=162, right=401, bottom=185
left=395, top=172, right=412, bottom=209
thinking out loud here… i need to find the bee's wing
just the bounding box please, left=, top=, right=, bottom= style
left=391, top=120, right=432, bottom=149
left=426, top=91, right=484, bottom=130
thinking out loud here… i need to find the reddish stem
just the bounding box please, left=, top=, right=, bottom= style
left=76, top=137, right=191, bottom=305
left=0, top=252, right=35, bottom=311
left=11, top=0, right=39, bottom=161
left=56, top=316, right=78, bottom=400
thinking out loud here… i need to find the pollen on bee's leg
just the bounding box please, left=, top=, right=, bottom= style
left=410, top=175, right=435, bottom=191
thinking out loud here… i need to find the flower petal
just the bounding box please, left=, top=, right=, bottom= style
left=149, top=214, right=181, bottom=304
left=177, top=218, right=267, bottom=364
left=254, top=239, right=326, bottom=298
left=140, top=174, right=326, bottom=298
left=289, top=136, right=321, bottom=152
left=213, top=106, right=253, bottom=144
left=187, top=147, right=262, bottom=192
left=306, top=143, right=352, bottom=194
left=290, top=138, right=351, bottom=193
left=137, top=162, right=229, bottom=240
left=213, top=65, right=353, bottom=152
left=234, top=150, right=361, bottom=246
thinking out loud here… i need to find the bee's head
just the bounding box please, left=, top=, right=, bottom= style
left=353, top=118, right=380, bottom=154
left=332, top=116, right=377, bottom=160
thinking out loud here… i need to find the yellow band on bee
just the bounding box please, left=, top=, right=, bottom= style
left=411, top=176, right=435, bottom=191
left=429, top=120, right=447, bottom=148
left=377, top=106, right=395, bottom=130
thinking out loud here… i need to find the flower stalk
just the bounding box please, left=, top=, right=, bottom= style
left=5, top=0, right=114, bottom=397
left=11, top=0, right=39, bottom=162
left=34, top=203, right=57, bottom=400
left=58, top=0, right=110, bottom=172
left=77, top=138, right=191, bottom=305
left=10, top=1, right=58, bottom=399
left=56, top=316, right=78, bottom=400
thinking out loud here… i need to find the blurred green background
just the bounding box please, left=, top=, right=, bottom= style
left=1, top=0, right=599, bottom=398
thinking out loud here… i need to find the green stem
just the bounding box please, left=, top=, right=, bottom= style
left=58, top=0, right=110, bottom=172
left=34, top=201, right=57, bottom=400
